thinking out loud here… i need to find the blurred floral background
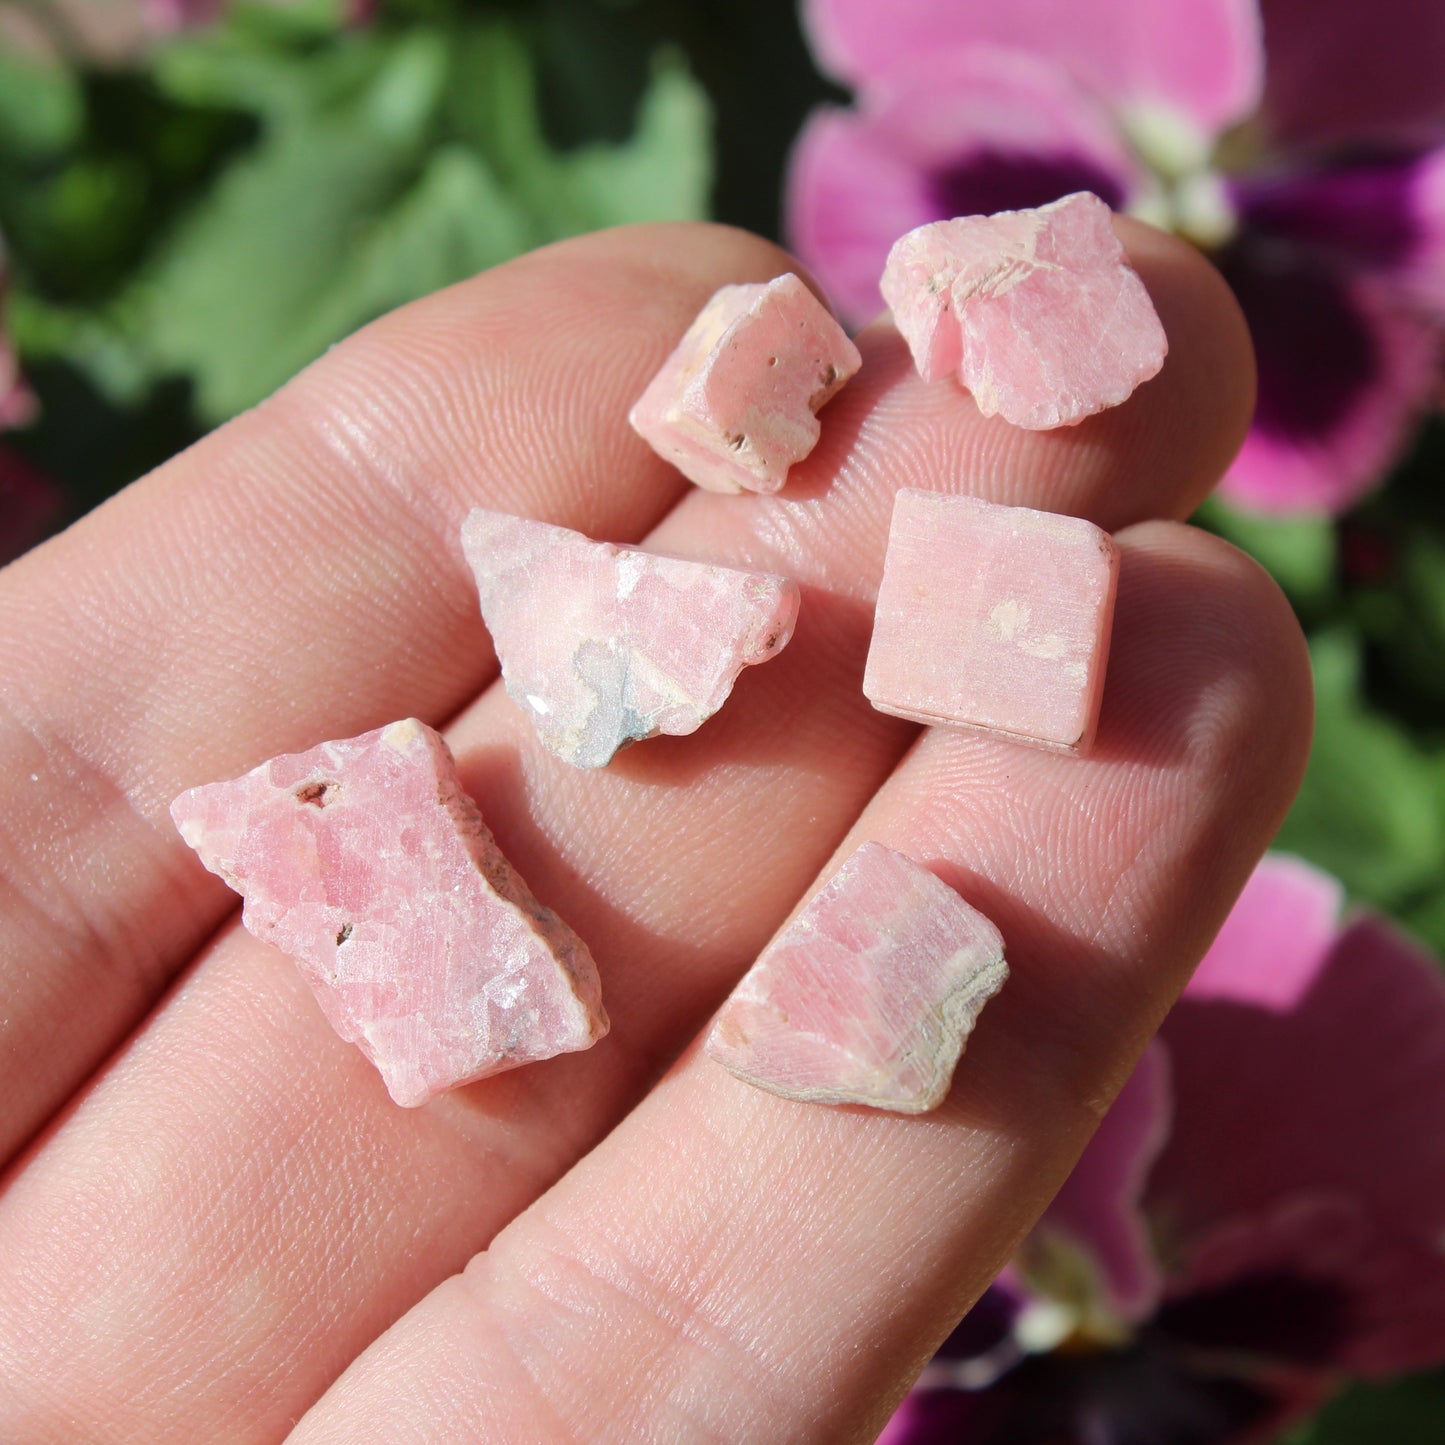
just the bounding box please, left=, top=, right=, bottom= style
left=4, top=0, right=1445, bottom=1440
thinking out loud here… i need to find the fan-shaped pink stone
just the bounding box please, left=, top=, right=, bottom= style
left=864, top=491, right=1119, bottom=754
left=463, top=508, right=800, bottom=769
left=706, top=841, right=1007, bottom=1113
left=170, top=718, right=607, bottom=1107
left=881, top=192, right=1167, bottom=429
left=629, top=273, right=861, bottom=493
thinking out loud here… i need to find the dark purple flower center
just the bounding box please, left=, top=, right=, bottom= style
left=1156, top=1270, right=1353, bottom=1366
left=935, top=1283, right=1020, bottom=1361
left=902, top=1343, right=1279, bottom=1445
left=1219, top=245, right=1379, bottom=442
left=1236, top=153, right=1433, bottom=272
left=928, top=150, right=1126, bottom=221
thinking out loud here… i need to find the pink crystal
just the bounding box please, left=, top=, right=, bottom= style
left=880, top=192, right=1167, bottom=429
left=706, top=841, right=1007, bottom=1113
left=628, top=273, right=862, bottom=493
left=864, top=491, right=1119, bottom=754
left=169, top=718, right=607, bottom=1107
left=462, top=508, right=800, bottom=769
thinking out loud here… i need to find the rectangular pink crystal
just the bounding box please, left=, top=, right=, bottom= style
left=864, top=491, right=1118, bottom=753
left=170, top=719, right=608, bottom=1107
left=706, top=841, right=1007, bottom=1113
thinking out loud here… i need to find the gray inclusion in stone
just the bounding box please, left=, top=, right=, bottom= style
left=563, top=641, right=658, bottom=769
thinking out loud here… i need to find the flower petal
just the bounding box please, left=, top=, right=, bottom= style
left=1163, top=1197, right=1445, bottom=1375
left=1238, top=149, right=1445, bottom=316
left=1184, top=854, right=1342, bottom=1012
left=801, top=0, right=1262, bottom=135
left=876, top=1386, right=990, bottom=1445
left=1216, top=246, right=1441, bottom=515
left=1258, top=0, right=1445, bottom=150
left=1148, top=890, right=1445, bottom=1369
left=786, top=46, right=1141, bottom=325
left=0, top=447, right=63, bottom=567
left=1028, top=1042, right=1172, bottom=1323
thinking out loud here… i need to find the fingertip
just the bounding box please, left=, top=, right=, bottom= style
left=1106, top=518, right=1314, bottom=972
left=1114, top=216, right=1258, bottom=512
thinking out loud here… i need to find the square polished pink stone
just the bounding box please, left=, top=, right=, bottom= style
left=864, top=491, right=1118, bottom=753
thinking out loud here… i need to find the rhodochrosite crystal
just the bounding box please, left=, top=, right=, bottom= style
left=706, top=841, right=1007, bottom=1113
left=462, top=508, right=800, bottom=769
left=865, top=491, right=1118, bottom=753
left=170, top=719, right=607, bottom=1107
left=881, top=192, right=1166, bottom=429
left=629, top=273, right=861, bottom=493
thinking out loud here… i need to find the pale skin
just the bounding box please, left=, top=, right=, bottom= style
left=0, top=221, right=1310, bottom=1442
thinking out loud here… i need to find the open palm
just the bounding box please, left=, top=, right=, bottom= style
left=0, top=221, right=1309, bottom=1442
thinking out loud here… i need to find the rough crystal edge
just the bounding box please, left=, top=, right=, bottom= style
left=712, top=952, right=1009, bottom=1114
left=881, top=193, right=1168, bottom=428
left=628, top=273, right=862, bottom=494
left=169, top=718, right=609, bottom=1107
left=461, top=507, right=803, bottom=768
left=705, top=841, right=1009, bottom=1113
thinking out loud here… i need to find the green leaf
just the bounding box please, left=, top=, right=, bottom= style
left=0, top=50, right=82, bottom=159
left=1286, top=1371, right=1445, bottom=1445
left=542, top=52, right=711, bottom=230
left=445, top=24, right=710, bottom=236
left=1274, top=630, right=1445, bottom=908
left=1194, top=494, right=1336, bottom=605
left=301, top=145, right=533, bottom=346
left=126, top=31, right=450, bottom=419
left=25, top=15, right=712, bottom=426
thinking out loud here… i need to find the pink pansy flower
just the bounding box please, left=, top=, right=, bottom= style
left=789, top=0, right=1445, bottom=515
left=883, top=855, right=1445, bottom=1443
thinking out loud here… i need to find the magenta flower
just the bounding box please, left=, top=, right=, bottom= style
left=883, top=855, right=1445, bottom=1443
left=0, top=447, right=63, bottom=568
left=789, top=0, right=1445, bottom=515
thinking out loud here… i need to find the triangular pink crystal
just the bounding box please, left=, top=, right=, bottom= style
left=463, top=508, right=800, bottom=769
left=170, top=718, right=607, bottom=1107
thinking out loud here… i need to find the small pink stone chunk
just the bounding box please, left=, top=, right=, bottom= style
left=463, top=508, right=800, bottom=769
left=706, top=841, right=1007, bottom=1113
left=628, top=273, right=862, bottom=493
left=880, top=192, right=1167, bottom=429
left=169, top=719, right=607, bottom=1107
left=864, top=491, right=1119, bottom=754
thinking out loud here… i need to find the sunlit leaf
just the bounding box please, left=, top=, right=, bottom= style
left=1274, top=629, right=1445, bottom=908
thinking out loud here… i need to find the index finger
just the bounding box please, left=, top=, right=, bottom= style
left=0, top=222, right=797, bottom=1164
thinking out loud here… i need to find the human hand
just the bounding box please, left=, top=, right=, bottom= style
left=0, top=221, right=1308, bottom=1442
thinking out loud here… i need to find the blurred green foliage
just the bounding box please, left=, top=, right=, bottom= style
left=1, top=0, right=830, bottom=504
left=3, top=0, right=709, bottom=444
left=1287, top=1370, right=1445, bottom=1445
left=1198, top=422, right=1445, bottom=959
